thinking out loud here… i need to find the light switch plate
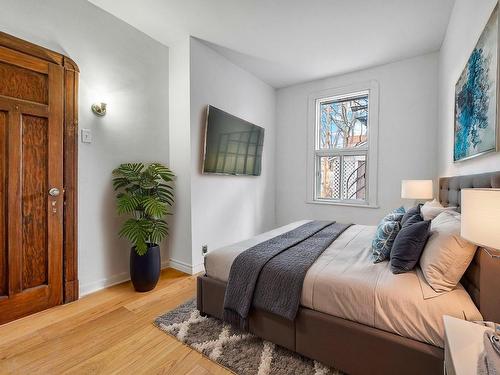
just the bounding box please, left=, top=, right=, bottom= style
left=81, top=128, right=92, bottom=144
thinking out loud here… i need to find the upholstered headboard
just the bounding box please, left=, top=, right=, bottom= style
left=439, top=172, right=500, bottom=212
left=439, top=171, right=500, bottom=322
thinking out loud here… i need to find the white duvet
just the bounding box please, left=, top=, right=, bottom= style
left=204, top=221, right=482, bottom=348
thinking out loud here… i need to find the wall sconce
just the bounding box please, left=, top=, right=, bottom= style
left=91, top=102, right=107, bottom=117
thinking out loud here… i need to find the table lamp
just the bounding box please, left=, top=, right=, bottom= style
left=461, top=189, right=500, bottom=255
left=401, top=180, right=433, bottom=206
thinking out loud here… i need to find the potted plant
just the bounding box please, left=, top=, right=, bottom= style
left=112, top=163, right=174, bottom=292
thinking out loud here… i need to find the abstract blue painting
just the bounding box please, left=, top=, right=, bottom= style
left=454, top=5, right=499, bottom=162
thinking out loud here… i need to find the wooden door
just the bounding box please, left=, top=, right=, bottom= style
left=0, top=45, right=64, bottom=324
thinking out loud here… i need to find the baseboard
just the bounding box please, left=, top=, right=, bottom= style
left=161, top=258, right=170, bottom=269
left=169, top=258, right=205, bottom=275
left=79, top=271, right=130, bottom=297
left=192, top=262, right=205, bottom=274
left=79, top=259, right=171, bottom=297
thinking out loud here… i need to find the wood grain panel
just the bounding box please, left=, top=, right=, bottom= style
left=21, top=115, right=48, bottom=290
left=0, top=31, right=78, bottom=323
left=7, top=109, right=22, bottom=295
left=0, top=45, right=49, bottom=74
left=0, top=31, right=64, bottom=67
left=0, top=61, right=48, bottom=104
left=0, top=110, right=6, bottom=297
left=46, top=63, right=64, bottom=307
left=63, top=67, right=78, bottom=303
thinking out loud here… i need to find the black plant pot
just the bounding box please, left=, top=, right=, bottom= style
left=130, top=244, right=161, bottom=292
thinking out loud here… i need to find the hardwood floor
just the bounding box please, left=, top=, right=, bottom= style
left=0, top=269, right=231, bottom=374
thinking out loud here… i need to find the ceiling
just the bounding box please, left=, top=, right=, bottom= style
left=88, top=0, right=455, bottom=88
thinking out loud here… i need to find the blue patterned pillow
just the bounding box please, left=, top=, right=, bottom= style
left=383, top=206, right=406, bottom=222
left=372, top=219, right=402, bottom=263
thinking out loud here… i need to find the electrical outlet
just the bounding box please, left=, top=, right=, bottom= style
left=202, top=245, right=208, bottom=256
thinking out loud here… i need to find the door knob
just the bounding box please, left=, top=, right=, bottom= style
left=49, top=187, right=60, bottom=197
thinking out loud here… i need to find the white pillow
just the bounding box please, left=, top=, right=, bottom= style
left=421, top=199, right=457, bottom=220
left=419, top=211, right=477, bottom=292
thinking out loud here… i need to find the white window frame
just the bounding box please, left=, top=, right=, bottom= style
left=306, top=81, right=379, bottom=208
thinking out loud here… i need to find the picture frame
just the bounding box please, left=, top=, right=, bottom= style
left=454, top=4, right=500, bottom=162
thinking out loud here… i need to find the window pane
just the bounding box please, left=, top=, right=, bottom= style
left=343, top=155, right=366, bottom=201
left=319, top=95, right=368, bottom=150
left=318, top=155, right=366, bottom=201
left=319, top=156, right=341, bottom=199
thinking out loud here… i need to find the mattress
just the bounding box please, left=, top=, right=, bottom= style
left=204, top=221, right=482, bottom=348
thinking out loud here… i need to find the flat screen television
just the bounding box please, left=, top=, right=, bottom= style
left=202, top=106, right=264, bottom=176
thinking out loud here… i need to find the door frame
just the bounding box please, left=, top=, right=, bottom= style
left=0, top=31, right=79, bottom=303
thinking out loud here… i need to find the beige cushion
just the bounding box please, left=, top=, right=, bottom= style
left=421, top=199, right=457, bottom=220
left=419, top=211, right=477, bottom=292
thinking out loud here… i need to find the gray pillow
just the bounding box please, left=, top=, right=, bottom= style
left=401, top=211, right=423, bottom=227
left=401, top=204, right=422, bottom=226
left=390, top=217, right=430, bottom=274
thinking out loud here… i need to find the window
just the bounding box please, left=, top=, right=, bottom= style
left=307, top=82, right=379, bottom=207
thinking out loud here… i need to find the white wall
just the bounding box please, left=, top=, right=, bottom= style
left=189, top=38, right=276, bottom=268
left=168, top=37, right=193, bottom=271
left=276, top=53, right=439, bottom=226
left=0, top=0, right=170, bottom=295
left=0, top=0, right=458, bottom=295
left=438, top=0, right=500, bottom=177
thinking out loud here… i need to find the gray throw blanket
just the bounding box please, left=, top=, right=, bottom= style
left=223, top=221, right=351, bottom=330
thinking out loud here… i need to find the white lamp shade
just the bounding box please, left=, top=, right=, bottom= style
left=461, top=189, right=500, bottom=250
left=401, top=180, right=433, bottom=200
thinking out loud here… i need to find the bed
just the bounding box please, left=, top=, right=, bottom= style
left=196, top=172, right=500, bottom=375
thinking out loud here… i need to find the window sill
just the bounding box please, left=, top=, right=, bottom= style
left=306, top=200, right=379, bottom=209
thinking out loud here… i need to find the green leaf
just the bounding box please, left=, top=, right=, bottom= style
left=149, top=163, right=175, bottom=182
left=116, top=194, right=141, bottom=215
left=135, top=241, right=148, bottom=256
left=113, top=163, right=144, bottom=181
left=144, top=164, right=159, bottom=180
left=112, top=177, right=130, bottom=191
left=118, top=218, right=150, bottom=255
left=150, top=219, right=169, bottom=245
left=155, top=186, right=174, bottom=205
left=125, top=184, right=142, bottom=195
left=142, top=196, right=167, bottom=218
left=158, top=183, right=174, bottom=190
left=139, top=178, right=158, bottom=190
left=124, top=163, right=145, bottom=174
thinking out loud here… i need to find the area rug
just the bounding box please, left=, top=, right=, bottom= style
left=154, top=299, right=342, bottom=375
